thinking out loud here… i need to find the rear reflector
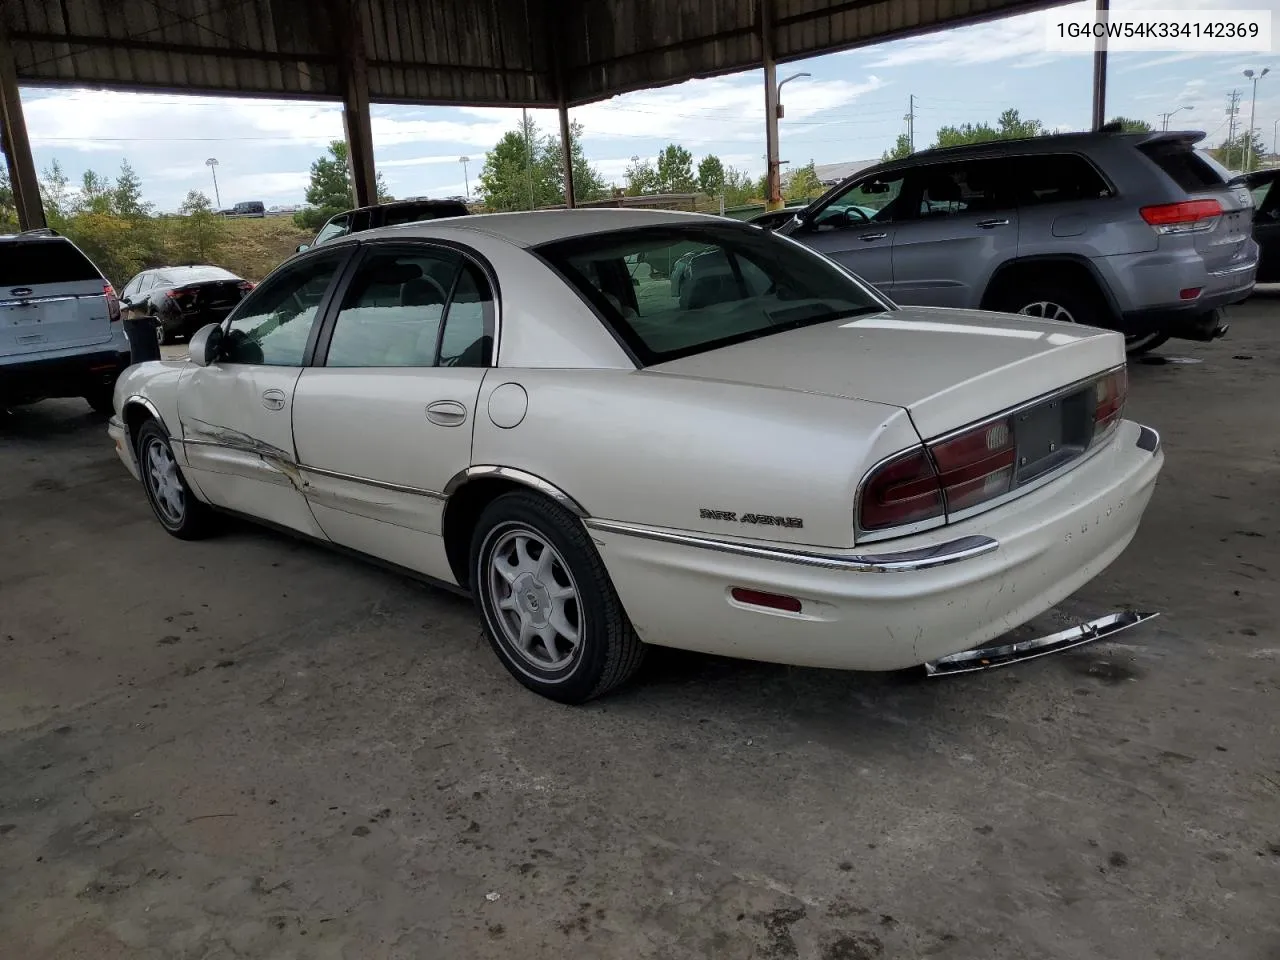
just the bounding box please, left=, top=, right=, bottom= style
left=730, top=588, right=802, bottom=614
left=1179, top=287, right=1202, bottom=301
left=1140, top=199, right=1222, bottom=234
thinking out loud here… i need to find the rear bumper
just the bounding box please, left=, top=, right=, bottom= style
left=0, top=346, right=131, bottom=402
left=1106, top=242, right=1257, bottom=337
left=586, top=420, right=1162, bottom=672
left=159, top=306, right=233, bottom=336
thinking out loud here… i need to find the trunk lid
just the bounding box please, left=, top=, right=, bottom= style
left=173, top=279, right=246, bottom=314
left=0, top=238, right=112, bottom=360
left=645, top=306, right=1124, bottom=439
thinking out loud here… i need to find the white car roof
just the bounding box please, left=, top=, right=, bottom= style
left=364, top=208, right=731, bottom=248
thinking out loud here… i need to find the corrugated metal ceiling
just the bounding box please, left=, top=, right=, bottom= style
left=4, top=0, right=1062, bottom=106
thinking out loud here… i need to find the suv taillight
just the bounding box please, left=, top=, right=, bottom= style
left=1140, top=199, right=1222, bottom=234
left=104, top=282, right=120, bottom=322
left=858, top=369, right=1128, bottom=535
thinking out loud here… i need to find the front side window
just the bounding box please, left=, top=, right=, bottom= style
left=813, top=173, right=906, bottom=229
left=313, top=215, right=351, bottom=246
left=221, top=252, right=344, bottom=365
left=325, top=248, right=495, bottom=368
left=538, top=224, right=882, bottom=365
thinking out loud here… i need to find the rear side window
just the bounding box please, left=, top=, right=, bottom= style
left=0, top=239, right=101, bottom=286
left=382, top=203, right=470, bottom=227
left=1140, top=143, right=1224, bottom=191
left=1015, top=154, right=1113, bottom=206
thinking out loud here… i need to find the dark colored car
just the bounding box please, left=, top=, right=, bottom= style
left=1239, top=168, right=1280, bottom=282
left=298, top=198, right=471, bottom=252
left=119, top=265, right=254, bottom=344
left=226, top=201, right=266, bottom=218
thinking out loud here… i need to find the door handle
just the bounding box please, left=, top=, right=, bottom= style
left=426, top=400, right=468, bottom=427
left=859, top=233, right=888, bottom=242
left=261, top=388, right=286, bottom=410
left=975, top=218, right=1010, bottom=229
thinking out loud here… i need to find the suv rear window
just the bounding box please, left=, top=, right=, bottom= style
left=1140, top=142, right=1224, bottom=191
left=0, top=238, right=102, bottom=287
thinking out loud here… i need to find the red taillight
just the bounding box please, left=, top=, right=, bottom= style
left=238, top=280, right=255, bottom=294
left=730, top=587, right=802, bottom=614
left=1093, top=367, right=1128, bottom=442
left=859, top=449, right=945, bottom=532
left=1140, top=199, right=1222, bottom=234
left=930, top=418, right=1016, bottom=513
left=104, top=282, right=120, bottom=322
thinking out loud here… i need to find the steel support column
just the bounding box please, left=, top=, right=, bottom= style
left=559, top=101, right=575, bottom=209
left=762, top=0, right=782, bottom=212
left=1091, top=0, right=1109, bottom=131
left=0, top=19, right=45, bottom=229
left=333, top=0, right=376, bottom=207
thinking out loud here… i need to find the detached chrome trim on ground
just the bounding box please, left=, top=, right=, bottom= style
left=584, top=519, right=999, bottom=572
left=924, top=610, right=1159, bottom=676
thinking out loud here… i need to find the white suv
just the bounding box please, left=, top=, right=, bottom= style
left=1, top=229, right=129, bottom=413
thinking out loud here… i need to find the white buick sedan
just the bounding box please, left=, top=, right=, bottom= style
left=109, top=210, right=1163, bottom=702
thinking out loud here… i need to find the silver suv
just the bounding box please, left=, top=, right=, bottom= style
left=1, top=229, right=129, bottom=413
left=778, top=129, right=1258, bottom=354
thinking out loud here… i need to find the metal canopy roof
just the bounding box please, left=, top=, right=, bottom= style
left=5, top=0, right=1060, bottom=107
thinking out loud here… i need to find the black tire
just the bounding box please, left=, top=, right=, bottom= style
left=135, top=419, right=216, bottom=540
left=995, top=277, right=1163, bottom=356
left=469, top=491, right=645, bottom=703
left=84, top=384, right=115, bottom=415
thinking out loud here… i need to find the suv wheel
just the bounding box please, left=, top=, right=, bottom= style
left=997, top=280, right=1164, bottom=355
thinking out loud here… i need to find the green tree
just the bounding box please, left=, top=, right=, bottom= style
left=785, top=161, right=823, bottom=202
left=697, top=154, right=726, bottom=196
left=1211, top=130, right=1268, bottom=171
left=881, top=133, right=913, bottom=162
left=933, top=108, right=1045, bottom=149
left=1107, top=116, right=1152, bottom=133
left=655, top=143, right=696, bottom=193
left=720, top=167, right=757, bottom=206
left=77, top=169, right=115, bottom=216
left=173, top=189, right=227, bottom=263
left=0, top=165, right=17, bottom=232
left=478, top=116, right=561, bottom=211
left=114, top=159, right=152, bottom=220
left=545, top=120, right=606, bottom=203
left=624, top=156, right=659, bottom=196
left=39, top=159, right=72, bottom=227
left=295, top=140, right=393, bottom=228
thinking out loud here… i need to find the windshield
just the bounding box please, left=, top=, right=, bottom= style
left=536, top=224, right=885, bottom=365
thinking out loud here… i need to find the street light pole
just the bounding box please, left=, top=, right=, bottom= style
left=1158, top=105, right=1192, bottom=131
left=459, top=156, right=471, bottom=201
left=204, top=157, right=220, bottom=208
left=768, top=70, right=810, bottom=211
left=1244, top=68, right=1270, bottom=171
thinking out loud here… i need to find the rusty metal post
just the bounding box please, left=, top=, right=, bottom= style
left=335, top=0, right=376, bottom=207
left=761, top=0, right=782, bottom=212
left=559, top=101, right=575, bottom=209
left=1091, top=0, right=1109, bottom=131
left=0, top=18, right=45, bottom=229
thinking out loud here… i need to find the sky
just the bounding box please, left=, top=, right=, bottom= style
left=16, top=0, right=1280, bottom=212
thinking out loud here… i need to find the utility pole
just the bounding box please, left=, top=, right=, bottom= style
left=521, top=107, right=534, bottom=211
left=205, top=157, right=221, bottom=209
left=458, top=156, right=470, bottom=200
left=1226, top=90, right=1242, bottom=169
left=906, top=94, right=916, bottom=152
left=1244, top=68, right=1270, bottom=172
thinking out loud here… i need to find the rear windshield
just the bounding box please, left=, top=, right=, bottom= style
left=161, top=266, right=238, bottom=284
left=0, top=238, right=102, bottom=287
left=536, top=224, right=884, bottom=365
left=382, top=202, right=470, bottom=227
left=1140, top=142, right=1225, bottom=191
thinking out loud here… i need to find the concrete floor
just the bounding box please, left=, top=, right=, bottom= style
left=2, top=303, right=1278, bottom=960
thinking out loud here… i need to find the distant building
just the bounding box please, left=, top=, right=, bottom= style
left=813, top=159, right=878, bottom=186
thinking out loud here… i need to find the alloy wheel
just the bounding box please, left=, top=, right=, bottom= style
left=1018, top=300, right=1075, bottom=323
left=486, top=525, right=583, bottom=671
left=144, top=437, right=185, bottom=526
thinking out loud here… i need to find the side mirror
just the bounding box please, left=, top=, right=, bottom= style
left=188, top=323, right=224, bottom=367
left=295, top=243, right=310, bottom=253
